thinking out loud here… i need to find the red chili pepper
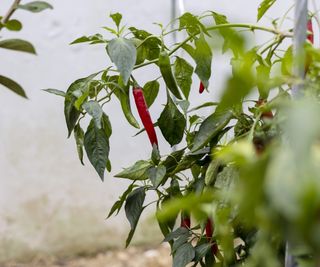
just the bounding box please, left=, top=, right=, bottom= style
left=256, top=99, right=273, bottom=120
left=199, top=81, right=205, bottom=94
left=180, top=212, right=191, bottom=228
left=205, top=218, right=219, bottom=256
left=133, top=87, right=158, bottom=147
left=307, top=18, right=314, bottom=44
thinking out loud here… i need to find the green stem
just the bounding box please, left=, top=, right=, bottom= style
left=133, top=23, right=292, bottom=70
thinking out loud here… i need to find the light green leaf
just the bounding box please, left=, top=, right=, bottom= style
left=257, top=0, right=276, bottom=21
left=74, top=124, right=85, bottom=165
left=0, top=39, right=36, bottom=54
left=17, top=1, right=53, bottom=13
left=83, top=100, right=103, bottom=129
left=107, top=38, right=136, bottom=84
left=148, top=165, right=166, bottom=188
left=142, top=80, right=159, bottom=107
left=84, top=120, right=110, bottom=180
left=42, top=88, right=65, bottom=97
left=110, top=13, right=122, bottom=28
left=0, top=75, right=27, bottom=98
left=174, top=56, right=194, bottom=99
left=115, top=160, right=153, bottom=180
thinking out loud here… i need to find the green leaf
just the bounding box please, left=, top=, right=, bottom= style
left=179, top=12, right=207, bottom=36
left=0, top=39, right=36, bottom=54
left=257, top=0, right=276, bottom=21
left=125, top=187, right=146, bottom=247
left=74, top=124, right=85, bottom=165
left=173, top=243, right=195, bottom=267
left=102, top=113, right=112, bottom=138
left=110, top=13, right=122, bottom=28
left=174, top=57, right=193, bottom=99
left=5, top=19, right=22, bottom=31
left=107, top=183, right=135, bottom=218
left=161, top=149, right=185, bottom=174
left=83, top=100, right=103, bottom=129
left=205, top=160, right=221, bottom=186
left=164, top=227, right=189, bottom=242
left=0, top=75, right=27, bottom=98
left=194, top=243, right=212, bottom=261
left=70, top=34, right=105, bottom=45
left=42, top=88, right=65, bottom=97
left=192, top=110, right=233, bottom=152
left=193, top=34, right=212, bottom=88
left=115, top=160, right=153, bottom=180
left=107, top=38, right=136, bottom=84
left=142, top=80, right=159, bottom=107
left=148, top=165, right=166, bottom=188
left=18, top=1, right=53, bottom=13
left=84, top=119, right=110, bottom=180
left=158, top=96, right=186, bottom=146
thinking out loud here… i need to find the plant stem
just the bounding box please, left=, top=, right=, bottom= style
left=133, top=23, right=292, bottom=70
left=1, top=0, right=21, bottom=24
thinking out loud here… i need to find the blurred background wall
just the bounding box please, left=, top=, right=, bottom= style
left=0, top=0, right=290, bottom=262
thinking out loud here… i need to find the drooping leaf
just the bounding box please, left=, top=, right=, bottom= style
left=5, top=19, right=22, bottom=31
left=107, top=38, right=136, bottom=84
left=102, top=113, right=112, bottom=138
left=148, top=165, right=166, bottom=188
left=0, top=39, right=36, bottom=54
left=17, top=1, right=53, bottom=13
left=174, top=57, right=194, bottom=99
left=115, top=160, right=153, bottom=180
left=0, top=75, right=27, bottom=98
left=193, top=34, right=212, bottom=88
left=125, top=187, right=146, bottom=247
left=257, top=0, right=276, bottom=21
left=84, top=119, right=110, bottom=180
left=74, top=124, right=85, bottom=165
left=42, top=88, right=65, bottom=97
left=142, top=80, right=159, bottom=107
left=161, top=149, right=185, bottom=174
left=158, top=96, right=186, bottom=146
left=83, top=100, right=103, bottom=129
left=192, top=110, right=233, bottom=152
left=172, top=243, right=195, bottom=267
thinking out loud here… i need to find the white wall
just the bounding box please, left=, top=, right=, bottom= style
left=0, top=0, right=291, bottom=262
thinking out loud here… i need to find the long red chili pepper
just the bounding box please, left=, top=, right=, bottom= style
left=307, top=18, right=314, bottom=44
left=205, top=218, right=219, bottom=256
left=180, top=212, right=191, bottom=228
left=133, top=86, right=158, bottom=147
left=199, top=81, right=205, bottom=94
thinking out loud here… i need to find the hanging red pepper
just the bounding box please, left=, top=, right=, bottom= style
left=199, top=81, right=205, bottom=94
left=205, top=218, right=219, bottom=256
left=133, top=86, right=158, bottom=147
left=180, top=212, right=191, bottom=228
left=256, top=99, right=273, bottom=120
left=307, top=18, right=314, bottom=44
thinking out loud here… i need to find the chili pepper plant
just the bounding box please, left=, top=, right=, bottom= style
left=47, top=1, right=320, bottom=266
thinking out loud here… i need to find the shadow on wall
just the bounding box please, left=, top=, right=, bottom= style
left=0, top=195, right=162, bottom=263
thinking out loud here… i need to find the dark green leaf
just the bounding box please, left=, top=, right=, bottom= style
left=102, top=113, right=112, bottom=138
left=0, top=75, right=27, bottom=98
left=161, top=149, right=185, bottom=174
left=83, top=100, right=103, bottom=129
left=5, top=19, right=22, bottom=31
left=0, top=39, right=36, bottom=54
left=115, top=160, right=153, bottom=180
left=193, top=34, right=212, bottom=88
left=107, top=38, right=136, bottom=84
left=74, top=124, right=85, bottom=165
left=151, top=145, right=161, bottom=165
left=164, top=227, right=189, bottom=242
left=18, top=1, right=53, bottom=13
left=174, top=57, right=193, bottom=99
left=84, top=119, right=110, bottom=180
left=179, top=12, right=207, bottom=36
left=257, top=0, right=276, bottom=21
left=142, top=80, right=159, bottom=107
left=173, top=243, right=195, bottom=267
left=42, top=88, right=65, bottom=97
left=158, top=96, right=186, bottom=146
left=194, top=243, right=212, bottom=261
left=125, top=187, right=146, bottom=247
left=188, top=102, right=219, bottom=113
left=107, top=183, right=135, bottom=218
left=110, top=13, right=122, bottom=28
left=192, top=110, right=233, bottom=152
left=148, top=165, right=166, bottom=188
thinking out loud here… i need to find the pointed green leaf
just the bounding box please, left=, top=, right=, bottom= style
left=174, top=57, right=193, bottom=99
left=257, top=0, right=276, bottom=21
left=115, top=160, right=153, bottom=180
left=84, top=120, right=110, bottom=180
left=107, top=38, right=136, bottom=84
left=42, top=88, right=65, bottom=97
left=102, top=113, right=112, bottom=138
left=83, top=100, right=103, bottom=129
left=0, top=75, right=27, bottom=98
left=173, top=243, right=195, bottom=267
left=125, top=187, right=146, bottom=247
left=148, top=165, right=166, bottom=188
left=74, top=124, right=85, bottom=165
left=158, top=96, right=186, bottom=146
left=142, top=80, right=160, bottom=107
left=110, top=13, right=122, bottom=28
left=192, top=110, right=233, bottom=152
left=0, top=39, right=36, bottom=54
left=17, top=1, right=53, bottom=13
